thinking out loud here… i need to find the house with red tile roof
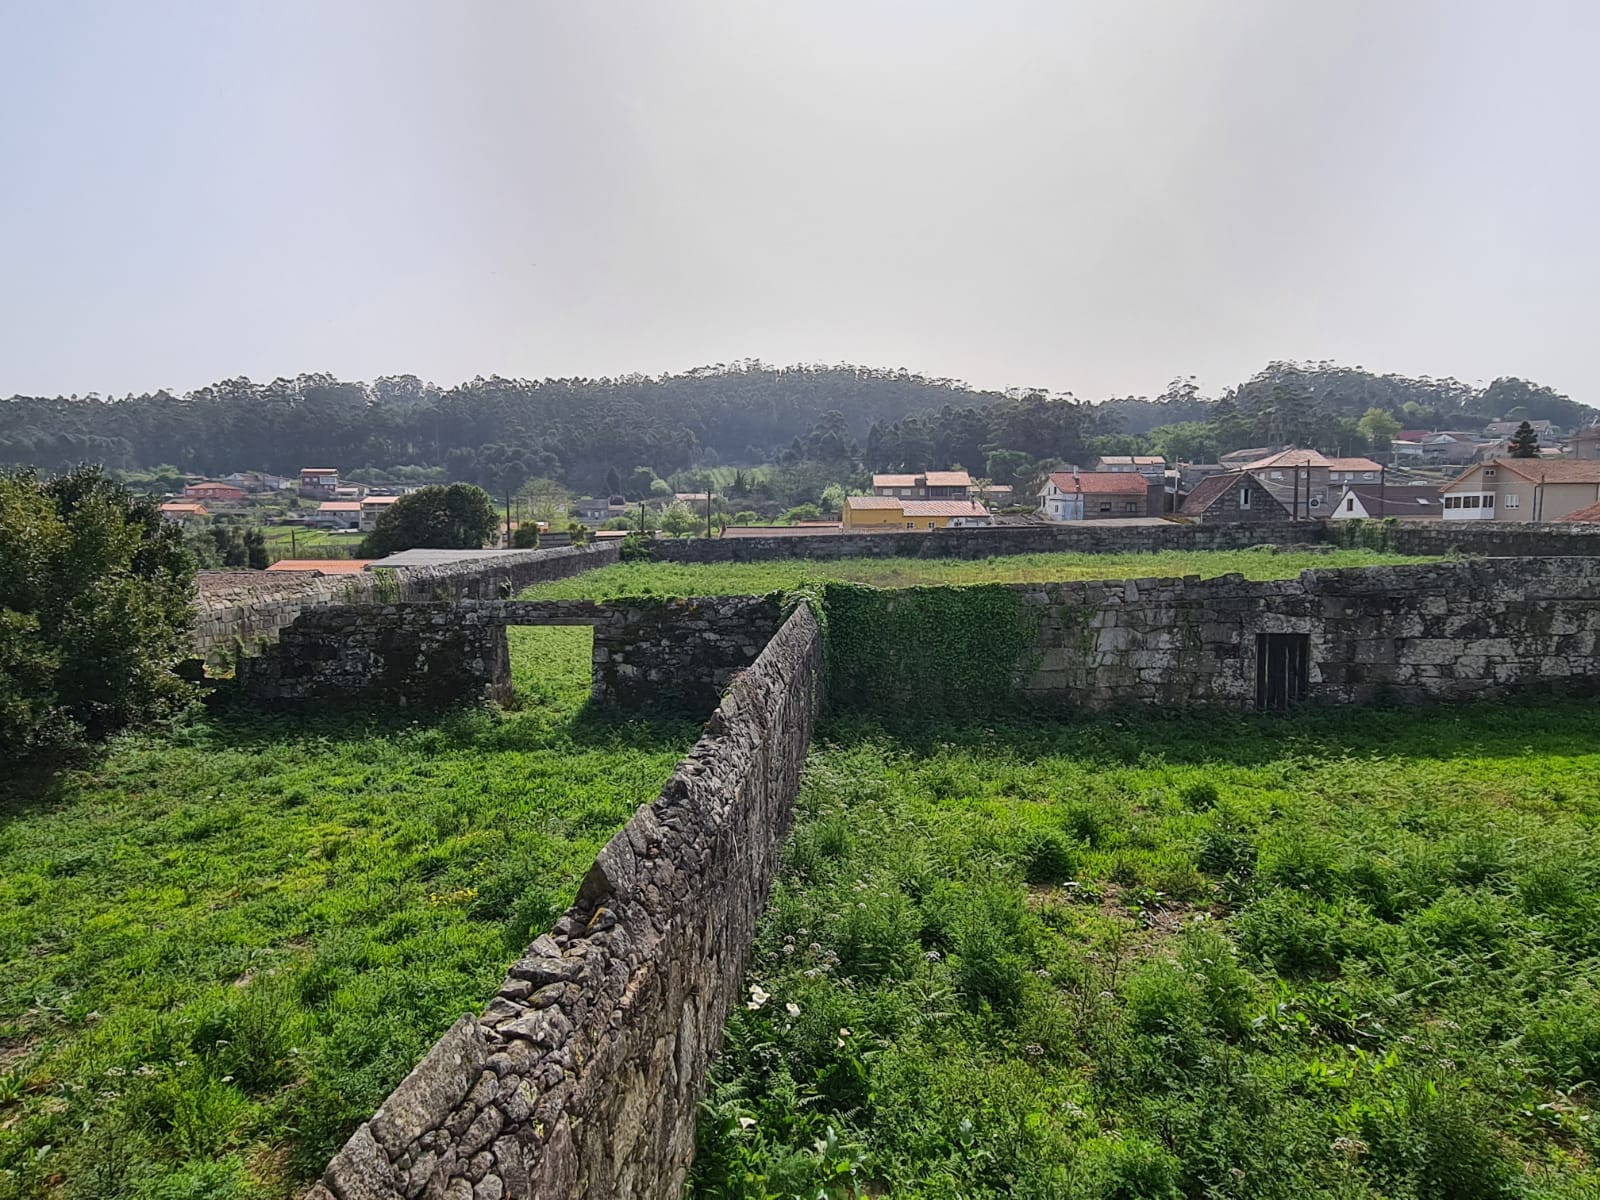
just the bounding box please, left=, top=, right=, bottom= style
left=1037, top=471, right=1154, bottom=521
left=870, top=470, right=971, bottom=500
left=1442, top=459, right=1600, bottom=522
left=841, top=496, right=992, bottom=530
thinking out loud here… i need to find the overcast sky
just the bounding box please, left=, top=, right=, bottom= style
left=2, top=0, right=1596, bottom=402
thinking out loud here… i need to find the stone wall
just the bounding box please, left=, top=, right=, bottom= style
left=649, top=520, right=1324, bottom=563
left=309, top=604, right=823, bottom=1200
left=1379, top=520, right=1600, bottom=558
left=1001, top=557, right=1600, bottom=709
left=191, top=544, right=619, bottom=658
left=237, top=595, right=785, bottom=714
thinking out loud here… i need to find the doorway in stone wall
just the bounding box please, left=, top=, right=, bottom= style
left=1255, top=633, right=1309, bottom=711
left=506, top=624, right=596, bottom=712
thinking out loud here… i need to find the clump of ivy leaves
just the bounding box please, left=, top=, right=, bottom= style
left=816, top=582, right=1041, bottom=717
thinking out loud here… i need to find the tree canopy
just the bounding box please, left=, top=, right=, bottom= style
left=2, top=361, right=1592, bottom=502
left=357, top=483, right=500, bottom=558
left=0, top=466, right=195, bottom=755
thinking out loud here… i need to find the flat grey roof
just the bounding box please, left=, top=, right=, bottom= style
left=366, top=548, right=528, bottom=568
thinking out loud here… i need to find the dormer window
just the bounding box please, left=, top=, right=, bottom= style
left=1485, top=469, right=1497, bottom=478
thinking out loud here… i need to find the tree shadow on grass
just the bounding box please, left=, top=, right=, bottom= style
left=821, top=694, right=1600, bottom=772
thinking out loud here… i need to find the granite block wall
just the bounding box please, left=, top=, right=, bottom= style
left=649, top=520, right=1324, bottom=563
left=1007, top=557, right=1600, bottom=709
left=191, top=544, right=618, bottom=658
left=308, top=604, right=823, bottom=1200
left=236, top=595, right=786, bottom=714
left=1379, top=520, right=1600, bottom=558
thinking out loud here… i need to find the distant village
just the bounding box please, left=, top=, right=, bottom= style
left=151, top=418, right=1600, bottom=571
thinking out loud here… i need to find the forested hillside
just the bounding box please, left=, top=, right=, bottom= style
left=1, top=360, right=1592, bottom=495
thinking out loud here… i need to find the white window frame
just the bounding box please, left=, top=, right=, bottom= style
left=1504, top=494, right=1520, bottom=508
left=1240, top=487, right=1252, bottom=509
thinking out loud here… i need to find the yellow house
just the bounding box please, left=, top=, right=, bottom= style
left=842, top=497, right=993, bottom=530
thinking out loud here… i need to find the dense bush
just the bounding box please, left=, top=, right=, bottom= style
left=0, top=466, right=195, bottom=755
left=357, top=483, right=498, bottom=558
left=509, top=524, right=540, bottom=549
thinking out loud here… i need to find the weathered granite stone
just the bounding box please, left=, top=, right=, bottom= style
left=366, top=1018, right=488, bottom=1159
left=308, top=605, right=822, bottom=1200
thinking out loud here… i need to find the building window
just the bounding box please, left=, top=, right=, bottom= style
left=927, top=522, right=936, bottom=529
left=1485, top=469, right=1496, bottom=478
left=1504, top=494, right=1520, bottom=508
left=1271, top=471, right=1283, bottom=480
left=905, top=521, right=914, bottom=529
left=1098, top=502, right=1112, bottom=512
left=1123, top=501, right=1137, bottom=512
left=1240, top=487, right=1251, bottom=509
left=1345, top=497, right=1355, bottom=511
left=1465, top=496, right=1480, bottom=508
left=1484, top=494, right=1494, bottom=508
left=1445, top=495, right=1459, bottom=508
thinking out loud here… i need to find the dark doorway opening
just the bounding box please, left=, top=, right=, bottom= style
left=1256, top=633, right=1310, bottom=712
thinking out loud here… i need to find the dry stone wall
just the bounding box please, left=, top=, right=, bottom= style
left=309, top=604, right=823, bottom=1200
left=1008, top=557, right=1600, bottom=709
left=650, top=520, right=1323, bottom=563
left=191, top=544, right=618, bottom=658
left=1380, top=520, right=1600, bottom=558
left=237, top=595, right=785, bottom=714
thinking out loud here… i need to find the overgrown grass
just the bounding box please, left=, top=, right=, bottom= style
left=0, top=628, right=696, bottom=1200
left=693, top=701, right=1600, bottom=1199
left=521, top=548, right=1439, bottom=600
left=258, top=525, right=365, bottom=549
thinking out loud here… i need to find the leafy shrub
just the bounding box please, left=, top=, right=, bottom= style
left=1061, top=800, right=1115, bottom=848
left=955, top=883, right=1029, bottom=1011
left=357, top=483, right=498, bottom=558
left=1122, top=960, right=1202, bottom=1042
left=1022, top=829, right=1079, bottom=885
left=0, top=466, right=196, bottom=756
left=1525, top=984, right=1600, bottom=1087
left=833, top=885, right=919, bottom=981
left=1177, top=926, right=1255, bottom=1037
left=1408, top=889, right=1509, bottom=953
left=1259, top=827, right=1343, bottom=898
left=617, top=531, right=654, bottom=561
left=1359, top=1075, right=1512, bottom=1200
left=1067, top=1134, right=1184, bottom=1200
left=1196, top=819, right=1256, bottom=878
left=509, top=524, right=540, bottom=549
left=1235, top=891, right=1371, bottom=977
left=1179, top=780, right=1219, bottom=811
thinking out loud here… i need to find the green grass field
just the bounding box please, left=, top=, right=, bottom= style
left=692, top=702, right=1600, bottom=1199
left=0, top=629, right=695, bottom=1200
left=521, top=548, right=1439, bottom=600
left=259, top=525, right=366, bottom=550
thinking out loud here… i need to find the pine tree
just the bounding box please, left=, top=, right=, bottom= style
left=1509, top=421, right=1540, bottom=458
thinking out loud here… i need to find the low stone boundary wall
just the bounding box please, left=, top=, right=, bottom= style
left=1024, top=556, right=1600, bottom=708
left=1380, top=519, right=1600, bottom=558
left=237, top=595, right=785, bottom=713
left=829, top=558, right=1600, bottom=712
left=649, top=520, right=1324, bottom=562
left=310, top=603, right=823, bottom=1200
left=191, top=543, right=619, bottom=658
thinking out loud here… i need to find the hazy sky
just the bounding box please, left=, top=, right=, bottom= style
left=2, top=1, right=1597, bottom=402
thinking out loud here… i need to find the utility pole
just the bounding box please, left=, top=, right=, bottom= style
left=1292, top=463, right=1301, bottom=521
left=505, top=489, right=512, bottom=547
left=638, top=500, right=646, bottom=534
left=705, top=489, right=712, bottom=538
